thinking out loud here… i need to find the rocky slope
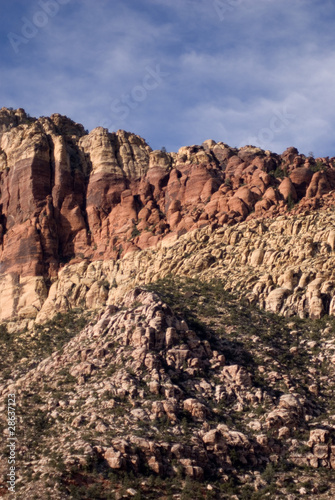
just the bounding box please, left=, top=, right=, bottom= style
left=1, top=108, right=335, bottom=498
left=1, top=278, right=335, bottom=499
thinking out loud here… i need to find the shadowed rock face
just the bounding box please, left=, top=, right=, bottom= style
left=1, top=107, right=335, bottom=320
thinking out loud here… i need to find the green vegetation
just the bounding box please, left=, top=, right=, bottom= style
left=269, top=164, right=288, bottom=179
left=131, top=226, right=141, bottom=238
left=310, top=160, right=326, bottom=172
left=0, top=308, right=92, bottom=381
left=286, top=193, right=296, bottom=211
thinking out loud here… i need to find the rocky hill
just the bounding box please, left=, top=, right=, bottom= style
left=1, top=279, right=335, bottom=499
left=1, top=108, right=335, bottom=498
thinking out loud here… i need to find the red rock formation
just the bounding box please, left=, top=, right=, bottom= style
left=1, top=107, right=335, bottom=316
left=278, top=177, right=298, bottom=201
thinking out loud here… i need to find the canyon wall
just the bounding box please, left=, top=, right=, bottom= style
left=1, top=107, right=335, bottom=322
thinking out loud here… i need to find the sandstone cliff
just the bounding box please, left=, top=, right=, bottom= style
left=2, top=108, right=335, bottom=498
left=1, top=107, right=335, bottom=322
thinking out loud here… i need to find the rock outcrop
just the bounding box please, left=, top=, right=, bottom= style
left=8, top=207, right=335, bottom=327
left=1, top=107, right=335, bottom=321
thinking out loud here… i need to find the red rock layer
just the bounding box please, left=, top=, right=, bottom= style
left=1, top=107, right=335, bottom=281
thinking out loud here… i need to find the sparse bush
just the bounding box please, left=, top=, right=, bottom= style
left=310, top=160, right=326, bottom=172
left=287, top=193, right=295, bottom=210
left=131, top=226, right=141, bottom=238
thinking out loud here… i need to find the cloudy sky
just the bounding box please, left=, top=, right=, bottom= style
left=1, top=0, right=335, bottom=156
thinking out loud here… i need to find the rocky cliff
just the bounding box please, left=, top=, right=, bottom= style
left=1, top=107, right=335, bottom=322
left=2, top=108, right=335, bottom=498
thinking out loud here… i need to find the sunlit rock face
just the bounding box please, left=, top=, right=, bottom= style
left=1, top=107, right=335, bottom=321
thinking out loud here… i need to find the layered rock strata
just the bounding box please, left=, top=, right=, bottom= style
left=3, top=207, right=335, bottom=326
left=1, top=107, right=335, bottom=321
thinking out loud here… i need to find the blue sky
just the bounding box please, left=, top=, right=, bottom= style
left=1, top=0, right=335, bottom=157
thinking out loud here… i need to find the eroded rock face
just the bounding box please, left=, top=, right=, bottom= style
left=1, top=107, right=335, bottom=321
left=19, top=208, right=335, bottom=326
